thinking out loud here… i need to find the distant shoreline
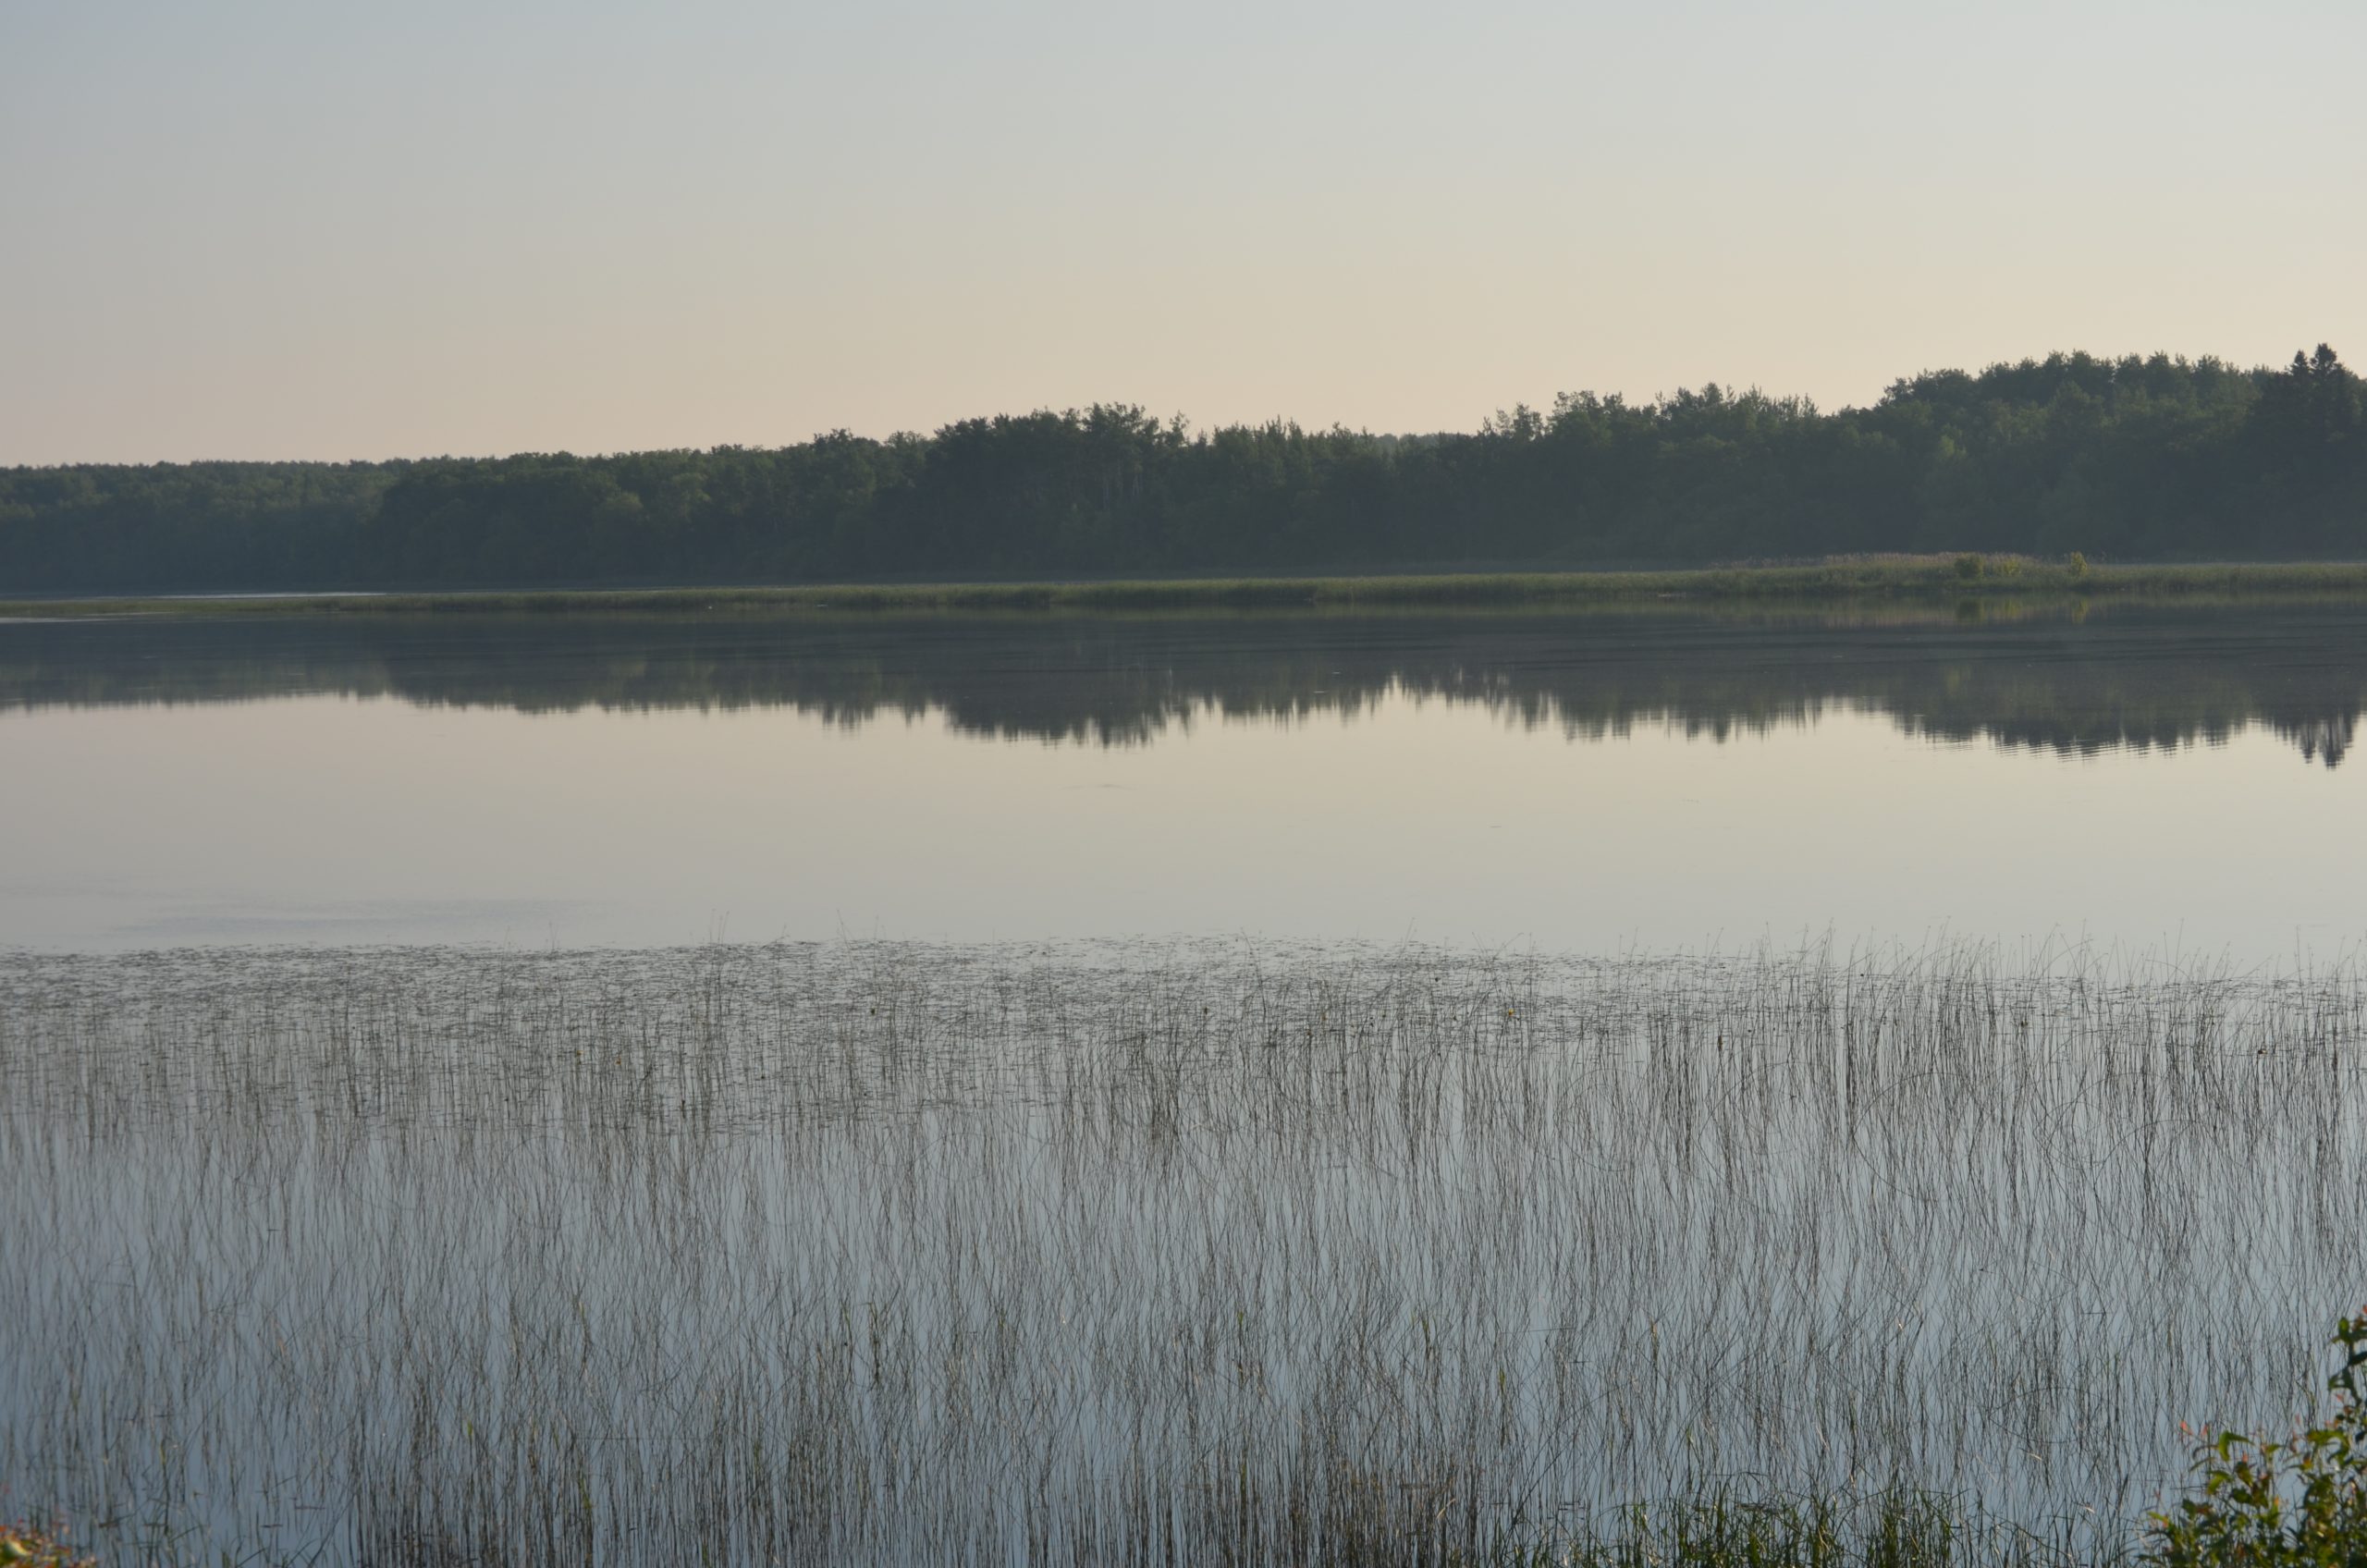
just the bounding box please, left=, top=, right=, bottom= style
left=9, top=557, right=2367, bottom=617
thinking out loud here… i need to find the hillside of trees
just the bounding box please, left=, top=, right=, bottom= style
left=3, top=347, right=2361, bottom=593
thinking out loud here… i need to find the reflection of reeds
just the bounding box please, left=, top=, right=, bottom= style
left=2, top=939, right=2360, bottom=1564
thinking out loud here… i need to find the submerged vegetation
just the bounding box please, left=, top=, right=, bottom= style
left=3, top=346, right=2364, bottom=594
left=3, top=939, right=2364, bottom=1564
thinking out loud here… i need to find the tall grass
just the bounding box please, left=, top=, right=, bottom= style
left=1, top=939, right=2361, bottom=1564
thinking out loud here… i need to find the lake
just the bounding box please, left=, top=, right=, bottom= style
left=6, top=600, right=2367, bottom=1564
left=2, top=600, right=2363, bottom=957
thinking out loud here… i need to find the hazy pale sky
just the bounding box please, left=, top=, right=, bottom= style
left=5, top=0, right=2363, bottom=464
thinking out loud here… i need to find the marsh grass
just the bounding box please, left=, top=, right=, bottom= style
left=1, top=938, right=2361, bottom=1564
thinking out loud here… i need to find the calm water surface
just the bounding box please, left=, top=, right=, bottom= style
left=9, top=602, right=2367, bottom=1562
left=3, top=602, right=2363, bottom=955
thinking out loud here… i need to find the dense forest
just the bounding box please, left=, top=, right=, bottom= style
left=4, top=347, right=2362, bottom=592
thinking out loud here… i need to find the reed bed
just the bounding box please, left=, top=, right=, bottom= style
left=1, top=939, right=2361, bottom=1565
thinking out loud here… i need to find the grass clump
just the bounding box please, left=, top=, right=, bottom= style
left=1534, top=1489, right=2089, bottom=1567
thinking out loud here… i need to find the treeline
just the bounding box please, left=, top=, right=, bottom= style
left=4, top=347, right=2362, bottom=592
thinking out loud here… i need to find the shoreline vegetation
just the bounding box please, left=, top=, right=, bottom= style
left=13, top=555, right=2367, bottom=619
left=4, top=349, right=2361, bottom=596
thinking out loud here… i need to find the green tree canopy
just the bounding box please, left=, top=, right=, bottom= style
left=4, top=348, right=2361, bottom=592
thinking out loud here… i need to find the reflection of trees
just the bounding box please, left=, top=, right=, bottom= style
left=4, top=606, right=2365, bottom=767
left=2276, top=714, right=2352, bottom=768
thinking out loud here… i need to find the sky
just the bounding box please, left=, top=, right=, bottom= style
left=4, top=0, right=2363, bottom=465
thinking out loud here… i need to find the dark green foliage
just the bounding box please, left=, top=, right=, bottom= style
left=0, top=459, right=399, bottom=591
left=3, top=347, right=2363, bottom=592
left=2145, top=1308, right=2367, bottom=1567
left=0, top=1519, right=96, bottom=1567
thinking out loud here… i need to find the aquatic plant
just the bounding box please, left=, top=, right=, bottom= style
left=2, top=938, right=2361, bottom=1564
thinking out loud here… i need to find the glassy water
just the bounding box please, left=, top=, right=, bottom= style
left=7, top=603, right=2367, bottom=1563
left=2, top=602, right=2363, bottom=957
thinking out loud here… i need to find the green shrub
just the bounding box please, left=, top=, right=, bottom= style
left=2067, top=551, right=2090, bottom=578
left=2146, top=1305, right=2367, bottom=1566
left=0, top=1522, right=94, bottom=1567
left=1953, top=553, right=1985, bottom=581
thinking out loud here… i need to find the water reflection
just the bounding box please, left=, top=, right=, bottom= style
left=3, top=602, right=2362, bottom=765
